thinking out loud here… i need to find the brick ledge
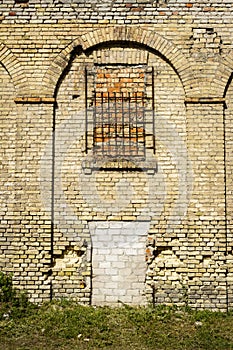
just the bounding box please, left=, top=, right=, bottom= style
left=185, top=97, right=225, bottom=104
left=14, top=97, right=55, bottom=104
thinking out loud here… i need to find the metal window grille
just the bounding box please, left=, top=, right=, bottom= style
left=85, top=67, right=155, bottom=160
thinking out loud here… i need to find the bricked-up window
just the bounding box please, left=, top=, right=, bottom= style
left=85, top=65, right=155, bottom=160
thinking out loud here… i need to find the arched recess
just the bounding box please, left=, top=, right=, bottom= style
left=0, top=42, right=27, bottom=95
left=42, top=26, right=195, bottom=97
left=0, top=52, right=18, bottom=272
left=223, top=68, right=233, bottom=310
left=45, top=28, right=190, bottom=304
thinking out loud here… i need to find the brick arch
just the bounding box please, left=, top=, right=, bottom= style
left=201, top=50, right=233, bottom=99
left=42, top=26, right=195, bottom=97
left=221, top=54, right=233, bottom=99
left=205, top=55, right=233, bottom=99
left=0, top=42, right=27, bottom=94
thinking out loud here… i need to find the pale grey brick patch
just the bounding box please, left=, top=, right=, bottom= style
left=89, top=221, right=150, bottom=305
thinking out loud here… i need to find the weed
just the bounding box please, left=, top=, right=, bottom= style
left=0, top=272, right=36, bottom=320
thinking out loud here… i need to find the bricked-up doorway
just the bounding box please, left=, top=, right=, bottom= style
left=89, top=221, right=150, bottom=305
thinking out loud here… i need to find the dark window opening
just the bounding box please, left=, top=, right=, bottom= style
left=15, top=0, right=29, bottom=4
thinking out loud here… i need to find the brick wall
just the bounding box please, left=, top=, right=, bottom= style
left=0, top=0, right=233, bottom=310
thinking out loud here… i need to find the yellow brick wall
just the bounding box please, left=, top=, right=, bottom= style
left=0, top=1, right=233, bottom=309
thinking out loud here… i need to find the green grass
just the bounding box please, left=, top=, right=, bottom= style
left=1, top=301, right=233, bottom=350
